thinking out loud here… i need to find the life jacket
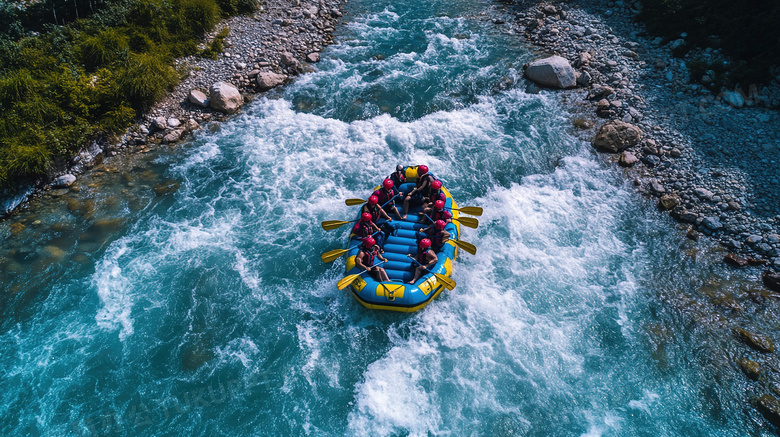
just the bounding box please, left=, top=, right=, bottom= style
left=430, top=230, right=447, bottom=248
left=354, top=220, right=373, bottom=238
left=362, top=204, right=381, bottom=222
left=359, top=246, right=377, bottom=267
left=373, top=188, right=395, bottom=206
left=430, top=190, right=445, bottom=203
left=431, top=208, right=451, bottom=223
left=417, top=174, right=436, bottom=197
left=416, top=246, right=431, bottom=264
left=390, top=172, right=405, bottom=190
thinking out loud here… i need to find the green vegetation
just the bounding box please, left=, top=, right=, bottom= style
left=639, top=0, right=780, bottom=86
left=0, top=0, right=257, bottom=188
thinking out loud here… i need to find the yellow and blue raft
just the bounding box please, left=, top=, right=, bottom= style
left=343, top=168, right=460, bottom=312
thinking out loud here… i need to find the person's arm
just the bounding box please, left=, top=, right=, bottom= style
left=376, top=247, right=388, bottom=262
left=355, top=251, right=367, bottom=270
left=425, top=252, right=438, bottom=268
left=379, top=208, right=392, bottom=221
left=372, top=222, right=382, bottom=232
left=441, top=231, right=450, bottom=244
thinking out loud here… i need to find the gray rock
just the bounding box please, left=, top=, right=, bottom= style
left=766, top=234, right=780, bottom=244
left=702, top=216, right=723, bottom=230
left=163, top=129, right=184, bottom=143
left=721, top=90, right=745, bottom=108
left=576, top=70, right=591, bottom=87
left=649, top=179, right=665, bottom=194
left=280, top=52, right=298, bottom=68
left=658, top=195, right=678, bottom=210
left=306, top=52, right=321, bottom=63
left=747, top=235, right=763, bottom=244
left=256, top=72, right=287, bottom=91
left=188, top=89, right=210, bottom=108
left=185, top=119, right=200, bottom=131
left=592, top=120, right=642, bottom=153
left=209, top=82, right=243, bottom=114
left=619, top=151, right=638, bottom=167
left=694, top=187, right=714, bottom=200
left=167, top=117, right=181, bottom=128
left=152, top=116, right=167, bottom=130
left=643, top=155, right=661, bottom=166
left=524, top=56, right=577, bottom=89
left=679, top=211, right=698, bottom=223
left=53, top=174, right=77, bottom=188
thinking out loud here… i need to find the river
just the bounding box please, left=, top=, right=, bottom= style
left=0, top=0, right=765, bottom=435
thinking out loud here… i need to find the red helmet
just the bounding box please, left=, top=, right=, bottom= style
left=434, top=200, right=445, bottom=210
left=368, top=195, right=379, bottom=205
left=432, top=180, right=441, bottom=190
left=362, top=237, right=376, bottom=248
left=361, top=212, right=372, bottom=221
left=420, top=238, right=432, bottom=249
left=383, top=179, right=394, bottom=190
left=418, top=165, right=428, bottom=175
left=435, top=220, right=446, bottom=230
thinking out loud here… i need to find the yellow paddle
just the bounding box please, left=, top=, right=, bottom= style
left=452, top=239, right=477, bottom=255
left=321, top=231, right=383, bottom=262
left=407, top=255, right=456, bottom=290
left=452, top=206, right=482, bottom=216
left=321, top=219, right=356, bottom=231
left=337, top=261, right=385, bottom=290
left=454, top=217, right=479, bottom=229
left=345, top=198, right=366, bottom=206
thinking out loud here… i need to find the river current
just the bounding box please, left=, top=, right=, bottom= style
left=0, top=0, right=766, bottom=435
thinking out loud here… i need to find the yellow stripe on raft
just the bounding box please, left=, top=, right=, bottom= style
left=376, top=283, right=405, bottom=299
left=353, top=284, right=445, bottom=312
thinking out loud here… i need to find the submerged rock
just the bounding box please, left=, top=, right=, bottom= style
left=763, top=270, right=780, bottom=292
left=735, top=328, right=774, bottom=353
left=724, top=253, right=749, bottom=267
left=738, top=357, right=760, bottom=380
left=755, top=394, right=780, bottom=427
left=524, top=55, right=577, bottom=89
left=592, top=120, right=642, bottom=153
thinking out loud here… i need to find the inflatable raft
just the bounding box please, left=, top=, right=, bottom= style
left=343, top=168, right=460, bottom=312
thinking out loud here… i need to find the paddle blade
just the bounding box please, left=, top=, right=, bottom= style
left=455, top=217, right=479, bottom=229
left=337, top=274, right=359, bottom=290
left=345, top=198, right=366, bottom=206
left=321, top=220, right=351, bottom=231
left=321, top=248, right=348, bottom=263
left=453, top=239, right=477, bottom=255
left=434, top=273, right=456, bottom=290
left=457, top=206, right=483, bottom=216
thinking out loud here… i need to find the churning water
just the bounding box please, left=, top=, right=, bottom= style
left=0, top=0, right=766, bottom=435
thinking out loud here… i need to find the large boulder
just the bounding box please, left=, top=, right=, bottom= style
left=524, top=56, right=577, bottom=89
left=592, top=120, right=642, bottom=153
left=256, top=72, right=287, bottom=91
left=209, top=82, right=243, bottom=114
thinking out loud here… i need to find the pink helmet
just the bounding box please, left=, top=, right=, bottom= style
left=361, top=212, right=372, bottom=221
left=434, top=200, right=445, bottom=210
left=435, top=220, right=446, bottom=230
left=368, top=195, right=379, bottom=205
left=362, top=237, right=376, bottom=248
left=418, top=165, right=428, bottom=175
left=420, top=238, right=432, bottom=249
left=432, top=180, right=442, bottom=190
left=383, top=179, right=394, bottom=190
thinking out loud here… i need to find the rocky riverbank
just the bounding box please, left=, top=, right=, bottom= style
left=489, top=0, right=780, bottom=428
left=0, top=0, right=347, bottom=216
left=506, top=2, right=780, bottom=269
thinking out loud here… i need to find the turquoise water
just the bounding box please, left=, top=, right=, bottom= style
left=0, top=0, right=767, bottom=435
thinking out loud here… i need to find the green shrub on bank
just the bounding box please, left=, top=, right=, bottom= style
left=0, top=0, right=257, bottom=189
left=640, top=0, right=780, bottom=85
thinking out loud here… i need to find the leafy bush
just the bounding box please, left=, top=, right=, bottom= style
left=200, top=27, right=229, bottom=59
left=0, top=0, right=258, bottom=188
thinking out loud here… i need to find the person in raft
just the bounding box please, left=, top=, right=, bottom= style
left=389, top=165, right=406, bottom=191
left=352, top=212, right=385, bottom=247
left=422, top=199, right=452, bottom=225
left=401, top=164, right=436, bottom=219
left=420, top=180, right=445, bottom=212
left=408, top=238, right=438, bottom=284
left=361, top=195, right=393, bottom=223
left=373, top=179, right=403, bottom=220
left=416, top=220, right=450, bottom=252
left=355, top=237, right=390, bottom=282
